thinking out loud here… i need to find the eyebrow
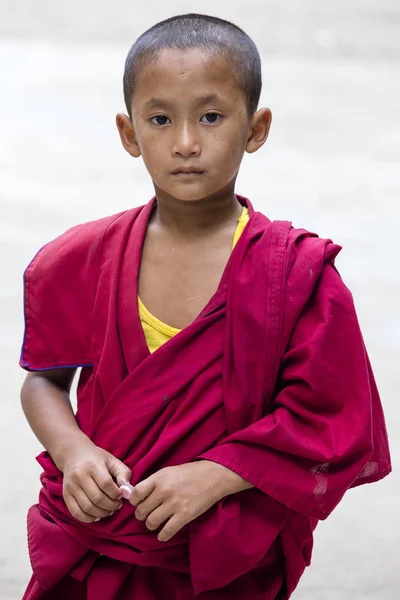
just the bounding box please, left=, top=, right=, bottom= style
left=144, top=94, right=224, bottom=108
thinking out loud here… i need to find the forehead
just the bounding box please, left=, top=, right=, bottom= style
left=133, top=48, right=244, bottom=107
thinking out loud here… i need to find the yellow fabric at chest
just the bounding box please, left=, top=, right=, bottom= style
left=138, top=206, right=250, bottom=354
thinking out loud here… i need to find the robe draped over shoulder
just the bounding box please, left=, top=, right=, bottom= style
left=20, top=195, right=391, bottom=599
left=20, top=209, right=135, bottom=371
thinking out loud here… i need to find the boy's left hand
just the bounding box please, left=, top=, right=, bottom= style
left=129, top=460, right=252, bottom=542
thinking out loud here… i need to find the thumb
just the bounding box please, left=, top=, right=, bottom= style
left=106, top=454, right=132, bottom=487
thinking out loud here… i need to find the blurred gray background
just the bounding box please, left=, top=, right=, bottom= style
left=1, top=1, right=399, bottom=598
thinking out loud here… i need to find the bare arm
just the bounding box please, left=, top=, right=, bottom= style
left=20, top=369, right=131, bottom=522
left=21, top=369, right=89, bottom=471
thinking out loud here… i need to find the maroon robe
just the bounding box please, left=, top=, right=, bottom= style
left=20, top=195, right=391, bottom=599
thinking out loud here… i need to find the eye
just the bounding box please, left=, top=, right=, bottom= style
left=150, top=115, right=171, bottom=126
left=200, top=113, right=222, bottom=124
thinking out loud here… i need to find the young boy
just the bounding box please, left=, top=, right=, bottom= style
left=19, top=13, right=391, bottom=600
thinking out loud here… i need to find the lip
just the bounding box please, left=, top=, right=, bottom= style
left=172, top=171, right=204, bottom=177
left=171, top=167, right=204, bottom=174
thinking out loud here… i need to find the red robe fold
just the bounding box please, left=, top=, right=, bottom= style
left=20, top=195, right=391, bottom=599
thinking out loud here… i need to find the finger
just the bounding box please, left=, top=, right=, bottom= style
left=74, top=487, right=113, bottom=519
left=145, top=504, right=174, bottom=532
left=92, top=465, right=123, bottom=501
left=129, top=478, right=156, bottom=507
left=106, top=456, right=132, bottom=490
left=134, top=493, right=163, bottom=522
left=157, top=514, right=184, bottom=542
left=84, top=477, right=123, bottom=512
left=65, top=494, right=98, bottom=524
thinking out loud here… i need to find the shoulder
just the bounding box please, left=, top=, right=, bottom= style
left=284, top=223, right=356, bottom=320
left=267, top=221, right=356, bottom=345
left=20, top=207, right=142, bottom=370
left=285, top=224, right=341, bottom=275
left=251, top=211, right=343, bottom=285
left=259, top=213, right=348, bottom=299
left=25, top=207, right=140, bottom=280
left=255, top=212, right=342, bottom=271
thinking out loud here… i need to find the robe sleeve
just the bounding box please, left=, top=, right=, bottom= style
left=19, top=217, right=112, bottom=371
left=198, top=263, right=391, bottom=520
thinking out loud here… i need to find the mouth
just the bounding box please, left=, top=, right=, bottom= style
left=171, top=167, right=205, bottom=176
left=172, top=171, right=204, bottom=177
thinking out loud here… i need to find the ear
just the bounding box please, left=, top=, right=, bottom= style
left=115, top=113, right=141, bottom=158
left=245, top=108, right=272, bottom=154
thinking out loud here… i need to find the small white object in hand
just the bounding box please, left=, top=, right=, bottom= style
left=119, top=481, right=134, bottom=500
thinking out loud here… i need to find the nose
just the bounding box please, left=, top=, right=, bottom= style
left=171, top=122, right=200, bottom=157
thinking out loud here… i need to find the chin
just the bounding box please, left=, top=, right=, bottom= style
left=167, top=186, right=216, bottom=202
left=154, top=178, right=229, bottom=203
left=174, top=193, right=210, bottom=202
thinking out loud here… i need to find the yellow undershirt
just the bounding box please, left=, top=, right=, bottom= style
left=138, top=206, right=250, bottom=354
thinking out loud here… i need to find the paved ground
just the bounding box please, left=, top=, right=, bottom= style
left=0, top=1, right=399, bottom=598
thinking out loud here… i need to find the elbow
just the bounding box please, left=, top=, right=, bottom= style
left=20, top=372, right=41, bottom=413
left=20, top=373, right=34, bottom=405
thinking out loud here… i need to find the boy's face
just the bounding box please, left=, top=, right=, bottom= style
left=116, top=48, right=271, bottom=203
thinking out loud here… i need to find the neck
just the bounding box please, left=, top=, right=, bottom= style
left=151, top=187, right=243, bottom=236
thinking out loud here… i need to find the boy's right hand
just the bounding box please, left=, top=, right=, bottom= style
left=59, top=439, right=132, bottom=523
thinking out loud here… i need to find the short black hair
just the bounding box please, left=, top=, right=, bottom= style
left=123, top=13, right=262, bottom=119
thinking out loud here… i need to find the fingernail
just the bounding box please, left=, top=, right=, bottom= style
left=95, top=518, right=101, bottom=522
left=118, top=503, right=123, bottom=509
left=109, top=512, right=115, bottom=517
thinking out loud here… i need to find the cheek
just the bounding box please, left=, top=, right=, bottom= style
left=212, top=131, right=246, bottom=165
left=216, top=123, right=247, bottom=149
left=140, top=135, right=164, bottom=164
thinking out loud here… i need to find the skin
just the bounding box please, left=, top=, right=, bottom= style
left=116, top=48, right=272, bottom=330
left=21, top=369, right=129, bottom=522
left=21, top=47, right=272, bottom=541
